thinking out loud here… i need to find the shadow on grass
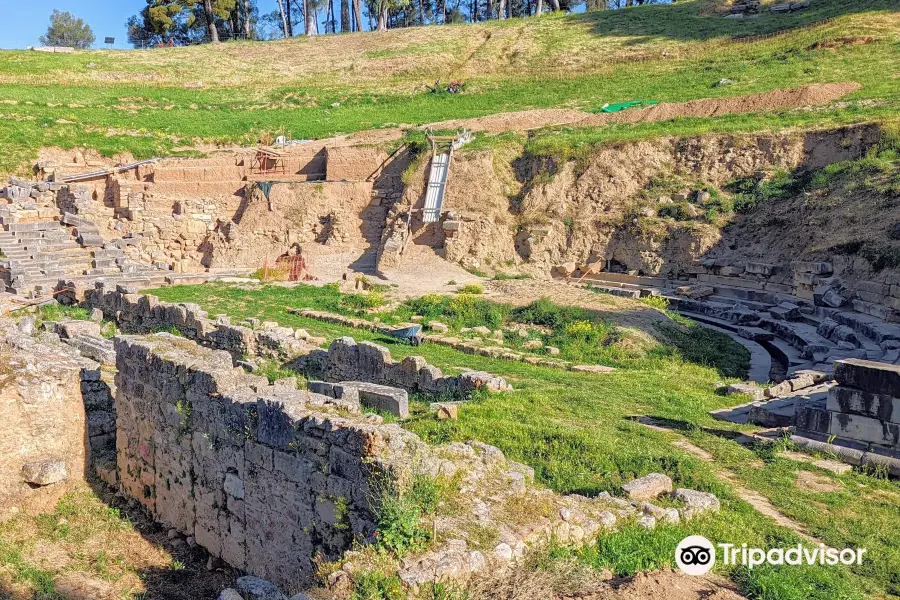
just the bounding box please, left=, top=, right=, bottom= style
left=576, top=0, right=898, bottom=46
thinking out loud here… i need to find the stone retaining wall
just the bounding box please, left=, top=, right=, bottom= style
left=304, top=336, right=511, bottom=399
left=83, top=284, right=318, bottom=360
left=113, top=334, right=428, bottom=589
left=795, top=359, right=900, bottom=460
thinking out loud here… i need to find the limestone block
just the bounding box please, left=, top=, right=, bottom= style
left=834, top=359, right=900, bottom=397
left=235, top=576, right=288, bottom=600
left=58, top=320, right=103, bottom=340
left=672, top=489, right=720, bottom=520
left=792, top=261, right=833, bottom=275
left=745, top=262, right=776, bottom=276
left=830, top=412, right=899, bottom=447
left=354, top=382, right=409, bottom=418
left=769, top=302, right=800, bottom=321
left=21, top=458, right=67, bottom=486
left=622, top=473, right=672, bottom=501
left=428, top=321, right=449, bottom=333
left=827, top=385, right=900, bottom=423
left=726, top=383, right=765, bottom=401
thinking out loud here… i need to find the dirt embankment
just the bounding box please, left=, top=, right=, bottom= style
left=392, top=122, right=884, bottom=282
left=425, top=82, right=861, bottom=134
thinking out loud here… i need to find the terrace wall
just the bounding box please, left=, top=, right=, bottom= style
left=113, top=335, right=427, bottom=589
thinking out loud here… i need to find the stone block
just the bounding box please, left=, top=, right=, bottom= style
left=831, top=412, right=900, bottom=447
left=235, top=576, right=288, bottom=600
left=769, top=302, right=801, bottom=321
left=834, top=359, right=900, bottom=397
left=21, top=458, right=67, bottom=485
left=745, top=262, right=777, bottom=276
left=726, top=383, right=765, bottom=401
left=827, top=385, right=900, bottom=424
left=622, top=473, right=672, bottom=501
left=792, top=261, right=832, bottom=275
left=355, top=382, right=409, bottom=418
left=672, top=488, right=720, bottom=520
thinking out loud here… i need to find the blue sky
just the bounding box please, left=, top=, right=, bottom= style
left=0, top=0, right=283, bottom=49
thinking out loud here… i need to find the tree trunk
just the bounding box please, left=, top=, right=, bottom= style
left=243, top=0, right=252, bottom=37
left=204, top=0, right=219, bottom=41
left=498, top=0, right=506, bottom=18
left=549, top=0, right=559, bottom=9
left=354, top=0, right=363, bottom=31
left=442, top=0, right=447, bottom=23
left=418, top=0, right=425, bottom=24
left=305, top=0, right=318, bottom=35
left=377, top=4, right=388, bottom=30
left=275, top=0, right=290, bottom=36
left=535, top=0, right=542, bottom=15
left=341, top=0, right=351, bottom=32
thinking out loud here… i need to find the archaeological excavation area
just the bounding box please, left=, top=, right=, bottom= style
left=2, top=102, right=900, bottom=600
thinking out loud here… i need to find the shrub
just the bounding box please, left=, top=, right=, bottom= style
left=405, top=293, right=508, bottom=329
left=352, top=571, right=405, bottom=600
left=564, top=320, right=595, bottom=339
left=340, top=291, right=386, bottom=313
left=641, top=295, right=670, bottom=312
left=374, top=485, right=431, bottom=556
left=458, top=283, right=483, bottom=295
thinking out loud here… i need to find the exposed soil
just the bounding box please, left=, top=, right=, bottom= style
left=0, top=485, right=234, bottom=600
left=485, top=278, right=671, bottom=340
left=795, top=470, right=843, bottom=493
left=425, top=82, right=860, bottom=134
left=566, top=570, right=747, bottom=600
left=465, top=564, right=747, bottom=600
left=581, top=82, right=862, bottom=127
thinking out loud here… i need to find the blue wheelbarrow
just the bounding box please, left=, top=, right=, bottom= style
left=381, top=324, right=424, bottom=346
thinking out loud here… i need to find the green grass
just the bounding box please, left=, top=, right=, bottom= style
left=0, top=0, right=897, bottom=175
left=0, top=539, right=60, bottom=599
left=148, top=281, right=900, bottom=599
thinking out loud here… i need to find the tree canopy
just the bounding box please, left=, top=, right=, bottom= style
left=39, top=10, right=95, bottom=49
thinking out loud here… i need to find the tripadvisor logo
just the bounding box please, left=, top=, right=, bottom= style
left=675, top=536, right=867, bottom=575
left=676, top=535, right=716, bottom=575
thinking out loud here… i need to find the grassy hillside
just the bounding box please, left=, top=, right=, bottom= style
left=0, top=0, right=897, bottom=175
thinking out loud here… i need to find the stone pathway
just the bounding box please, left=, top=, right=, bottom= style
left=634, top=417, right=828, bottom=546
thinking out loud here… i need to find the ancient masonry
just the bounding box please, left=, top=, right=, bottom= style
left=111, top=334, right=718, bottom=594
left=792, top=359, right=900, bottom=475
left=2, top=300, right=720, bottom=594
left=113, top=334, right=421, bottom=588
left=0, top=315, right=116, bottom=520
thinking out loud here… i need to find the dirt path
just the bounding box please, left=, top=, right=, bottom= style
left=425, top=82, right=860, bottom=134
left=636, top=417, right=828, bottom=546
left=564, top=570, right=748, bottom=600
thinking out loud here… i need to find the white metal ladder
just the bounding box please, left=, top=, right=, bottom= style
left=423, top=145, right=452, bottom=223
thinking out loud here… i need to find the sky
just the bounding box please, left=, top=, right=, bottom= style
left=0, top=0, right=284, bottom=50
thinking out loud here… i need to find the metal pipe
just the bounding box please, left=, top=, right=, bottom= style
left=61, top=158, right=161, bottom=183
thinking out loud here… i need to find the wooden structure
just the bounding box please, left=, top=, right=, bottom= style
left=250, top=146, right=287, bottom=175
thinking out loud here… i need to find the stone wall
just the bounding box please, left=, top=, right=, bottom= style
left=0, top=319, right=87, bottom=521
left=83, top=284, right=318, bottom=360
left=81, top=286, right=511, bottom=399
left=305, top=337, right=511, bottom=399
left=113, top=334, right=427, bottom=590
left=795, top=359, right=900, bottom=466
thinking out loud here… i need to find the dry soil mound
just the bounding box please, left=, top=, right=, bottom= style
left=425, top=82, right=861, bottom=134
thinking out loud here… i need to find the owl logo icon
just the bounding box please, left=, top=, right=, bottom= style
left=676, top=536, right=716, bottom=575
